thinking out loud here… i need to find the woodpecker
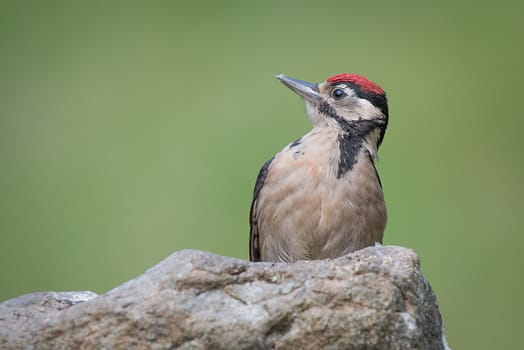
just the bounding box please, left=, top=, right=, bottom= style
left=249, top=73, right=388, bottom=263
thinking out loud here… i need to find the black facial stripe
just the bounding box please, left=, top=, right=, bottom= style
left=318, top=101, right=386, bottom=178
left=318, top=101, right=385, bottom=134
left=318, top=101, right=348, bottom=130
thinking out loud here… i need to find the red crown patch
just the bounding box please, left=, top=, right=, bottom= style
left=327, top=74, right=384, bottom=95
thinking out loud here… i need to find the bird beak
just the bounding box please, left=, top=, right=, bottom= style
left=276, top=74, right=321, bottom=103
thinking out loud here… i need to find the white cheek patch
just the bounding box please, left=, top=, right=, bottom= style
left=353, top=99, right=383, bottom=120
left=329, top=89, right=382, bottom=122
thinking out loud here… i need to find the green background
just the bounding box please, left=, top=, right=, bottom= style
left=1, top=1, right=522, bottom=348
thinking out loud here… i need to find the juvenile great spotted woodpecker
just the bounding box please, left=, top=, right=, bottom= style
left=249, top=73, right=388, bottom=262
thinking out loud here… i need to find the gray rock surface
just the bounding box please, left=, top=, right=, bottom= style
left=0, top=246, right=449, bottom=349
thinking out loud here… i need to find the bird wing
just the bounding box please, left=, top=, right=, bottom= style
left=249, top=157, right=274, bottom=262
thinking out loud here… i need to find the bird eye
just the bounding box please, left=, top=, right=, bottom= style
left=332, top=88, right=346, bottom=99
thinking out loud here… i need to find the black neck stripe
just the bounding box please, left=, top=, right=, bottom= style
left=318, top=101, right=386, bottom=178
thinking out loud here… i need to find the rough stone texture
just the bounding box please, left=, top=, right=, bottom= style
left=0, top=246, right=450, bottom=350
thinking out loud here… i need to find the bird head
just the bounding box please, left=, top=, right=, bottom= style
left=276, top=73, right=388, bottom=151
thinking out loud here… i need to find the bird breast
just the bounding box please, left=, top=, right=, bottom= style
left=257, top=129, right=386, bottom=262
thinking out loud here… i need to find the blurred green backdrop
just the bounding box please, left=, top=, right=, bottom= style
left=1, top=0, right=523, bottom=348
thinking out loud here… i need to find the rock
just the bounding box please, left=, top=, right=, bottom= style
left=0, top=246, right=450, bottom=350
